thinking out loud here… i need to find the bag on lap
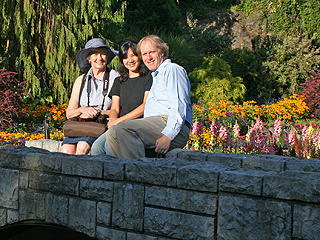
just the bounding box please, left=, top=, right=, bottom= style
left=62, top=70, right=110, bottom=138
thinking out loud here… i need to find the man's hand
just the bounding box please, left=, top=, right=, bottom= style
left=155, top=135, right=171, bottom=155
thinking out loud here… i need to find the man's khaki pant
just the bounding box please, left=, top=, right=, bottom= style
left=105, top=115, right=190, bottom=159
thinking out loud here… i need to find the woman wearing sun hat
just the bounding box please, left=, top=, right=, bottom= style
left=60, top=38, right=119, bottom=155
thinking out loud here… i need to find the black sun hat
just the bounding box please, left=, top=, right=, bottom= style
left=76, top=38, right=118, bottom=69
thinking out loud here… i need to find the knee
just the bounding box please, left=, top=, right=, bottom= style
left=61, top=144, right=76, bottom=155
left=76, top=142, right=90, bottom=155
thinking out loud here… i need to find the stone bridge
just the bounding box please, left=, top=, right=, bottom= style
left=0, top=140, right=320, bottom=239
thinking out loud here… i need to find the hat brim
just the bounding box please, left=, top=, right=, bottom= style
left=76, top=45, right=118, bottom=70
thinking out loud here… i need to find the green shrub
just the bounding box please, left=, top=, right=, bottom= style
left=189, top=56, right=246, bottom=104
left=263, top=32, right=320, bottom=96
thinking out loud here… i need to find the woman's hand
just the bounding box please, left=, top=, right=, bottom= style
left=79, top=107, right=100, bottom=119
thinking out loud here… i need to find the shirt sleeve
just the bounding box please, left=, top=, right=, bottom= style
left=161, top=64, right=191, bottom=140
left=108, top=76, right=121, bottom=99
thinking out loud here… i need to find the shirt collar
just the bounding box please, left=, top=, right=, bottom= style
left=151, top=59, right=171, bottom=77
left=88, top=67, right=105, bottom=82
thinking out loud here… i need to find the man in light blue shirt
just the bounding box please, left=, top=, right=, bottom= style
left=105, top=35, right=192, bottom=158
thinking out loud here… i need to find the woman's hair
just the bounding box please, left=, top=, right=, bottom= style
left=118, top=40, right=149, bottom=82
left=137, top=35, right=169, bottom=60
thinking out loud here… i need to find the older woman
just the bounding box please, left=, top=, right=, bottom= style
left=61, top=38, right=119, bottom=155
left=91, top=39, right=152, bottom=155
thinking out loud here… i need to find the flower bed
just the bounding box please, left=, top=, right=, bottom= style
left=1, top=95, right=319, bottom=159
left=188, top=94, right=320, bottom=159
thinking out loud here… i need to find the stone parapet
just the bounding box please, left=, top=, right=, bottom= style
left=0, top=145, right=319, bottom=239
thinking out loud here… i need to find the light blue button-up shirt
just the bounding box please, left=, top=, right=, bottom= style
left=144, top=59, right=192, bottom=140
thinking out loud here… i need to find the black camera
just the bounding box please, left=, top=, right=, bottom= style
left=95, top=114, right=108, bottom=124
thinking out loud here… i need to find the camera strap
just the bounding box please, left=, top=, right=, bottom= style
left=85, top=68, right=110, bottom=109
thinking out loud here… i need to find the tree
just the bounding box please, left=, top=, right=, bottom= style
left=0, top=0, right=126, bottom=105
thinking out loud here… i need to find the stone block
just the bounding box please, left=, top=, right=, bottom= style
left=102, top=158, right=128, bottom=180
left=243, top=154, right=287, bottom=172
left=0, top=168, right=19, bottom=209
left=80, top=178, right=113, bottom=202
left=28, top=172, right=79, bottom=196
left=7, top=210, right=19, bottom=225
left=219, top=169, right=267, bottom=196
left=21, top=153, right=62, bottom=173
left=62, top=155, right=103, bottom=178
left=19, top=171, right=29, bottom=189
left=207, top=153, right=245, bottom=168
left=177, top=150, right=210, bottom=162
left=42, top=139, right=62, bottom=152
left=145, top=186, right=217, bottom=215
left=217, top=195, right=291, bottom=240
left=144, top=207, right=215, bottom=239
left=177, top=162, right=221, bottom=192
left=46, top=194, right=69, bottom=226
left=19, top=189, right=46, bottom=221
left=97, top=202, right=112, bottom=226
left=96, top=226, right=126, bottom=240
left=126, top=232, right=158, bottom=240
left=25, top=140, right=62, bottom=152
left=165, top=148, right=186, bottom=158
left=285, top=158, right=320, bottom=173
left=293, top=204, right=320, bottom=240
left=69, top=197, right=96, bottom=237
left=25, top=140, right=43, bottom=149
left=126, top=158, right=188, bottom=187
left=263, top=171, right=320, bottom=202
left=112, top=183, right=144, bottom=231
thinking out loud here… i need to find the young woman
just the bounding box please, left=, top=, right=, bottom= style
left=61, top=38, right=119, bottom=155
left=91, top=39, right=152, bottom=155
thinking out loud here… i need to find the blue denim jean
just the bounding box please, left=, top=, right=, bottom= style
left=91, top=131, right=112, bottom=155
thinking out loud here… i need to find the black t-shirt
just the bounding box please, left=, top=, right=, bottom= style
left=108, top=72, right=153, bottom=117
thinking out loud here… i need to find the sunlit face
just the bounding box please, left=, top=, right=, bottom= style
left=122, top=48, right=140, bottom=74
left=140, top=40, right=164, bottom=72
left=88, top=47, right=108, bottom=71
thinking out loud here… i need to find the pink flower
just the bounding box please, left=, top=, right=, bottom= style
left=210, top=121, right=220, bottom=137
left=288, top=131, right=297, bottom=145
left=233, top=123, right=240, bottom=139
left=273, top=119, right=282, bottom=139
left=219, top=125, right=228, bottom=139
left=192, top=121, right=204, bottom=136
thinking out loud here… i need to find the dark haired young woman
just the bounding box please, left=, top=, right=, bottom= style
left=91, top=40, right=152, bottom=155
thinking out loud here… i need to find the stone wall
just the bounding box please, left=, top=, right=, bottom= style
left=1, top=144, right=320, bottom=239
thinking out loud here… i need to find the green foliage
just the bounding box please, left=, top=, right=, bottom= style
left=189, top=57, right=246, bottom=104
left=161, top=33, right=203, bottom=73
left=263, top=32, right=320, bottom=96
left=234, top=0, right=320, bottom=36
left=0, top=0, right=126, bottom=105
left=124, top=0, right=182, bottom=33
left=220, top=37, right=278, bottom=102
left=191, top=28, right=232, bottom=57
left=179, top=0, right=237, bottom=19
